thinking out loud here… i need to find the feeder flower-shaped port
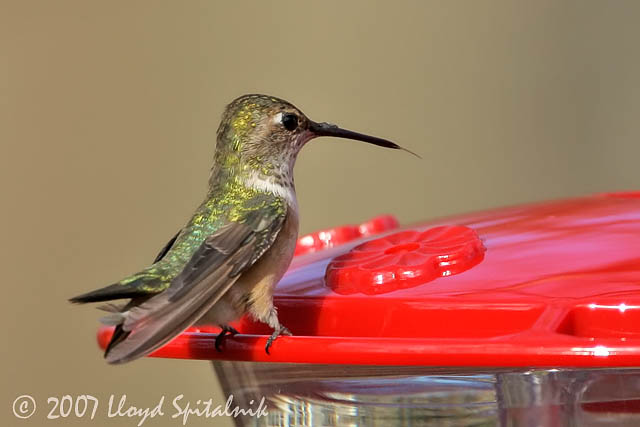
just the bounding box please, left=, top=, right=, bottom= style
left=325, top=225, right=486, bottom=295
left=295, top=215, right=399, bottom=256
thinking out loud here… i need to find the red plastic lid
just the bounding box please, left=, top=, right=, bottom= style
left=98, top=193, right=640, bottom=367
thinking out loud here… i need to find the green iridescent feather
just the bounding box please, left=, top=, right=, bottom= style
left=140, top=183, right=286, bottom=288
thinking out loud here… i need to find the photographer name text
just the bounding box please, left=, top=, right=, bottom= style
left=12, top=393, right=268, bottom=425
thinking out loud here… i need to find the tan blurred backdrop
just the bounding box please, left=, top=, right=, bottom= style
left=2, top=1, right=640, bottom=426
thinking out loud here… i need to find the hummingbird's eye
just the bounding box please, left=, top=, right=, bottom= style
left=281, top=113, right=299, bottom=131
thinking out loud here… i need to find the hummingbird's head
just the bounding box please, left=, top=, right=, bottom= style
left=216, top=94, right=313, bottom=166
left=213, top=94, right=417, bottom=184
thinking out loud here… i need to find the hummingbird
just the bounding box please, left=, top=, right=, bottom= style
left=70, top=94, right=415, bottom=364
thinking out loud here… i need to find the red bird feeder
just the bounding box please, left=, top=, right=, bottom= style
left=97, top=193, right=640, bottom=425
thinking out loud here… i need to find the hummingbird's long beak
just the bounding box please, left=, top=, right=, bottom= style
left=308, top=121, right=420, bottom=158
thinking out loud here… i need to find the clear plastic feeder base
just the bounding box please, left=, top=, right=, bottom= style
left=213, top=363, right=640, bottom=426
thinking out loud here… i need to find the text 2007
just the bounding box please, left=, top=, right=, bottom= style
left=47, top=395, right=99, bottom=420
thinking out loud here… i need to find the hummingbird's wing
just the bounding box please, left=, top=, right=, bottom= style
left=104, top=195, right=287, bottom=364
left=153, top=230, right=180, bottom=263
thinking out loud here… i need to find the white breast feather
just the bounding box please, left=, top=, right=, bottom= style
left=245, top=173, right=298, bottom=212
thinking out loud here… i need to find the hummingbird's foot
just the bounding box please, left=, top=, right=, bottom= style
left=215, top=325, right=239, bottom=352
left=265, top=325, right=291, bottom=355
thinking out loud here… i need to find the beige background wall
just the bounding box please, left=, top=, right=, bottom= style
left=2, top=1, right=640, bottom=426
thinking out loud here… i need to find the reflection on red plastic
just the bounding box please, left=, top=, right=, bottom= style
left=294, top=215, right=399, bottom=256
left=325, top=226, right=486, bottom=295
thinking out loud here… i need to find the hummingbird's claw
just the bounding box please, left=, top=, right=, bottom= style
left=265, top=326, right=291, bottom=355
left=215, top=325, right=239, bottom=352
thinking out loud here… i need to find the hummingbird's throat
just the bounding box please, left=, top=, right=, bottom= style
left=243, top=169, right=297, bottom=211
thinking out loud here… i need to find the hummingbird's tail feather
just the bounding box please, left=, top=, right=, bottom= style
left=69, top=284, right=140, bottom=304
left=103, top=267, right=241, bottom=364
left=69, top=274, right=167, bottom=359
left=69, top=275, right=162, bottom=304
left=96, top=302, right=128, bottom=325
left=104, top=325, right=131, bottom=357
left=103, top=233, right=258, bottom=364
